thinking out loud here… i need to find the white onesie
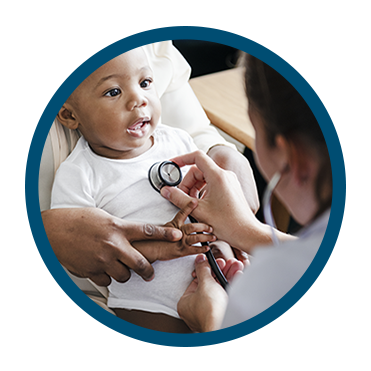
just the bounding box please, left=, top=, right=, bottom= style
left=51, top=124, right=198, bottom=318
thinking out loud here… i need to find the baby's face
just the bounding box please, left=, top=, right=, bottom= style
left=69, top=48, right=161, bottom=159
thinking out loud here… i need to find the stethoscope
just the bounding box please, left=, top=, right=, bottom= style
left=148, top=161, right=283, bottom=288
left=149, top=161, right=229, bottom=290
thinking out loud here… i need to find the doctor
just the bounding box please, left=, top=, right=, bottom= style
left=161, top=53, right=332, bottom=332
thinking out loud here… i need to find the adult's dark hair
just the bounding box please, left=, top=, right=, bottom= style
left=243, top=53, right=332, bottom=215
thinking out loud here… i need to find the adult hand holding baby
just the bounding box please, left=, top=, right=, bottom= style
left=42, top=207, right=184, bottom=286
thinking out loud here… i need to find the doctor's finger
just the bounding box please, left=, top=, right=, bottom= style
left=193, top=254, right=217, bottom=286
left=171, top=198, right=199, bottom=225
left=217, top=258, right=244, bottom=282
left=161, top=186, right=196, bottom=212
left=178, top=165, right=206, bottom=196
left=232, top=247, right=250, bottom=266
left=172, top=151, right=230, bottom=189
left=171, top=150, right=221, bottom=177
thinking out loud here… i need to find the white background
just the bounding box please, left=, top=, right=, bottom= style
left=2, top=1, right=370, bottom=369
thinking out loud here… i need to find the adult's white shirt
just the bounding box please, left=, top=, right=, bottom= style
left=221, top=210, right=330, bottom=328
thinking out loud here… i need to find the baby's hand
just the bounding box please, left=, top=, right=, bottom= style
left=132, top=200, right=214, bottom=262
left=160, top=202, right=216, bottom=259
left=177, top=222, right=216, bottom=251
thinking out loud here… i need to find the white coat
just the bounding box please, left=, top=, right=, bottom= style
left=222, top=210, right=330, bottom=328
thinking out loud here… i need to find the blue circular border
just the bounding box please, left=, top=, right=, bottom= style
left=25, top=26, right=346, bottom=347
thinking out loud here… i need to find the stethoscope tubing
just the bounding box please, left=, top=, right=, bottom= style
left=188, top=170, right=282, bottom=288
left=189, top=215, right=229, bottom=290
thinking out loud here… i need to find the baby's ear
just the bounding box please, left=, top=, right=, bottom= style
left=57, top=105, right=79, bottom=130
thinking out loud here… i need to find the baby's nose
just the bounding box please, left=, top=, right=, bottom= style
left=126, top=91, right=147, bottom=110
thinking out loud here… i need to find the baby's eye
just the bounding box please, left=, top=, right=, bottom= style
left=140, top=79, right=152, bottom=88
left=105, top=88, right=121, bottom=97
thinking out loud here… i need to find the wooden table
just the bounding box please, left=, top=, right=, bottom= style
left=190, top=67, right=291, bottom=232
left=189, top=67, right=255, bottom=150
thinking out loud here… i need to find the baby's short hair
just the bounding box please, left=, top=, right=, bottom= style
left=43, top=39, right=93, bottom=99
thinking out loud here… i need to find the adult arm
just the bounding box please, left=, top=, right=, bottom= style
left=207, top=145, right=259, bottom=213
left=42, top=207, right=182, bottom=286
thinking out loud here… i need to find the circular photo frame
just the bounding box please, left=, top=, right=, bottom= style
left=25, top=26, right=346, bottom=347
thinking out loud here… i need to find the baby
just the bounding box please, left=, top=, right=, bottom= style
left=51, top=47, right=234, bottom=332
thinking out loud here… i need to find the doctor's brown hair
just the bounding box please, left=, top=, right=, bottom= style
left=243, top=54, right=332, bottom=216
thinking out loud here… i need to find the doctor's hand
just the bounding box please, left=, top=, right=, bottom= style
left=177, top=254, right=243, bottom=332
left=210, top=241, right=250, bottom=267
left=161, top=151, right=272, bottom=253
left=42, top=207, right=183, bottom=286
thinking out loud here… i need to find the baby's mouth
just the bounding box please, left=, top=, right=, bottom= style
left=127, top=118, right=151, bottom=137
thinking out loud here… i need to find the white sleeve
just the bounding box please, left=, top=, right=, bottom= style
left=51, top=162, right=95, bottom=209
left=221, top=237, right=321, bottom=328
left=143, top=41, right=236, bottom=152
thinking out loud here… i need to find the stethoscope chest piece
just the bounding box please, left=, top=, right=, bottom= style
left=148, top=161, right=182, bottom=193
